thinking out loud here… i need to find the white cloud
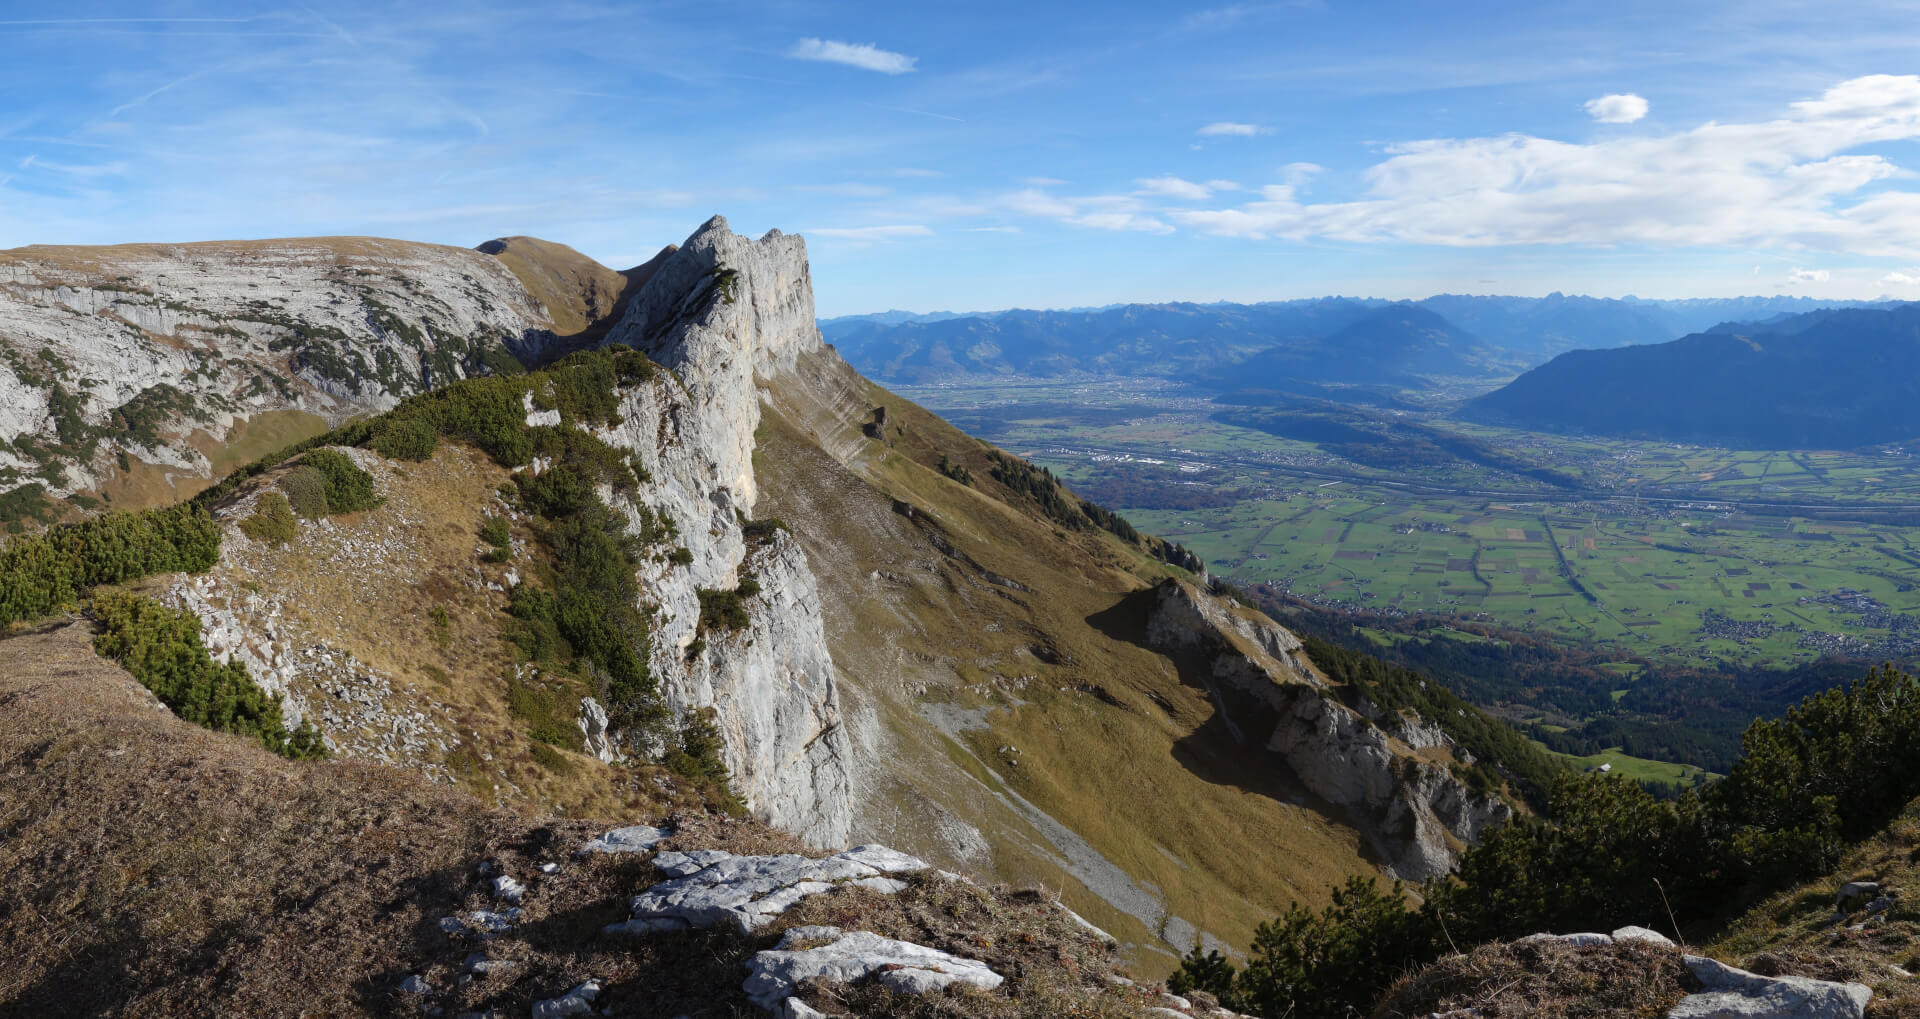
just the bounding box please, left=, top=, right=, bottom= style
left=1882, top=271, right=1920, bottom=285
left=808, top=224, right=932, bottom=241
left=1206, top=179, right=1242, bottom=191
left=1198, top=121, right=1265, bottom=137
left=965, top=226, right=1022, bottom=233
left=1277, top=161, right=1322, bottom=189
left=1002, top=188, right=1172, bottom=233
left=1022, top=176, right=1068, bottom=187
left=1788, top=268, right=1831, bottom=283
left=1585, top=93, right=1649, bottom=124
left=1165, top=75, right=1920, bottom=256
left=788, top=38, right=916, bottom=74
left=1135, top=176, right=1214, bottom=200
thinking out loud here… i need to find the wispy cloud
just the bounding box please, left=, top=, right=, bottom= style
left=1135, top=176, right=1215, bottom=200
left=1584, top=93, right=1649, bottom=123
left=1198, top=121, right=1266, bottom=137
left=1787, top=268, right=1830, bottom=284
left=788, top=38, right=916, bottom=74
left=1882, top=271, right=1920, bottom=286
left=1003, top=188, right=1172, bottom=233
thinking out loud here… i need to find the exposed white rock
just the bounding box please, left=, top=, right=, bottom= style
left=1668, top=955, right=1871, bottom=1019
left=1145, top=578, right=1510, bottom=881
left=530, top=979, right=601, bottom=1019
left=1612, top=925, right=1676, bottom=946
left=609, top=845, right=928, bottom=935
left=491, top=875, right=526, bottom=904
left=578, top=824, right=671, bottom=855
left=576, top=697, right=614, bottom=763
left=742, top=927, right=1002, bottom=1011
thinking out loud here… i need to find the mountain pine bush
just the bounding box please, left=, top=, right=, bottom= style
left=300, top=449, right=379, bottom=513
left=89, top=588, right=325, bottom=760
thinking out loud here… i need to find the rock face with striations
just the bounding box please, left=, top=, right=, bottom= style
left=591, top=217, right=853, bottom=845
left=1146, top=578, right=1510, bottom=881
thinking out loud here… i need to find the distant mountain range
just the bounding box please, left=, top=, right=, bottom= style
left=1465, top=302, right=1920, bottom=449
left=822, top=295, right=1889, bottom=389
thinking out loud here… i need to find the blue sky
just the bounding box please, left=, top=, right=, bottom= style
left=3, top=2, right=1920, bottom=315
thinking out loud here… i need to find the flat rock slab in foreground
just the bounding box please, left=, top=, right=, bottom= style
left=743, top=925, right=1003, bottom=1012
left=1667, top=955, right=1871, bottom=1019
left=608, top=845, right=929, bottom=936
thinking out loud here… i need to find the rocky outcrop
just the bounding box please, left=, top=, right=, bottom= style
left=590, top=217, right=852, bottom=846
left=1146, top=578, right=1510, bottom=881
left=0, top=238, right=558, bottom=498
left=603, top=215, right=824, bottom=505
left=1671, top=956, right=1871, bottom=1019
left=743, top=926, right=1004, bottom=1012
left=607, top=844, right=929, bottom=936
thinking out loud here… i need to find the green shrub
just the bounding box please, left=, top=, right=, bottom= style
left=89, top=588, right=325, bottom=760
left=480, top=514, right=513, bottom=561
left=669, top=546, right=693, bottom=566
left=664, top=707, right=743, bottom=813
left=238, top=493, right=298, bottom=546
left=741, top=517, right=787, bottom=544
left=369, top=414, right=438, bottom=461
left=697, top=577, right=758, bottom=632
left=300, top=449, right=379, bottom=513
left=0, top=503, right=222, bottom=626
left=277, top=465, right=331, bottom=518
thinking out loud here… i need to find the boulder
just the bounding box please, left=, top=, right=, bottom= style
left=530, top=979, right=601, bottom=1019
left=578, top=824, right=671, bottom=855
left=1667, top=955, right=1870, bottom=1019
left=1612, top=925, right=1676, bottom=947
left=1835, top=881, right=1881, bottom=911
left=742, top=928, right=1002, bottom=1010
left=612, top=845, right=929, bottom=935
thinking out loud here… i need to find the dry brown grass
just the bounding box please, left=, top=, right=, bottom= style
left=1372, top=939, right=1696, bottom=1019
left=190, top=440, right=656, bottom=819
left=0, top=620, right=1163, bottom=1017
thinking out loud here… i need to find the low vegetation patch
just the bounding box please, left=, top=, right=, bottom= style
left=301, top=448, right=380, bottom=513
left=1371, top=937, right=1693, bottom=1019
left=238, top=492, right=298, bottom=546
left=696, top=576, right=760, bottom=632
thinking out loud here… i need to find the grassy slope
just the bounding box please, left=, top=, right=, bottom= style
left=759, top=348, right=1390, bottom=971
left=183, top=440, right=663, bottom=818
left=0, top=620, right=1150, bottom=1018
left=1710, top=803, right=1920, bottom=1013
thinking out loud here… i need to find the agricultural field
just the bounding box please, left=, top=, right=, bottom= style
left=904, top=378, right=1920, bottom=670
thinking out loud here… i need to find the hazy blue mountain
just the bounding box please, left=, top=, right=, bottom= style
left=1463, top=303, right=1920, bottom=448
left=823, top=299, right=1381, bottom=383
left=1232, top=303, right=1514, bottom=386
left=825, top=294, right=1878, bottom=389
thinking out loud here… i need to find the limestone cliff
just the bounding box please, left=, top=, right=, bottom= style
left=0, top=237, right=559, bottom=510
left=1144, top=578, right=1511, bottom=881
